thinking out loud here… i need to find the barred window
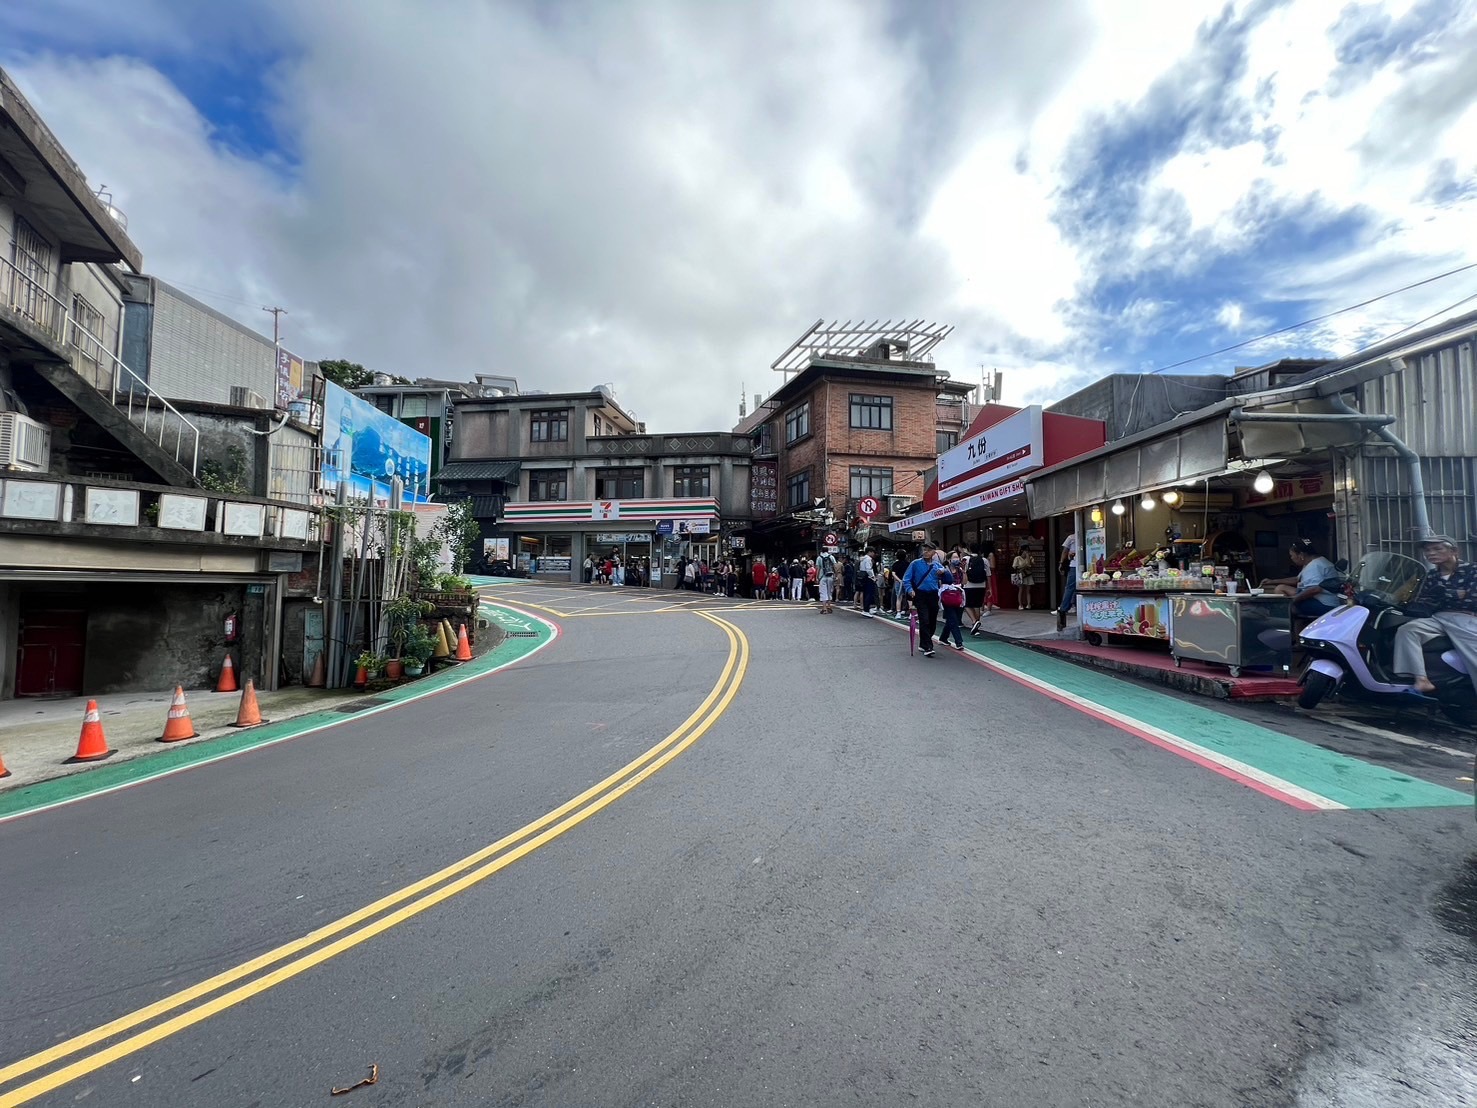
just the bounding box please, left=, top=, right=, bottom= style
left=530, top=409, right=569, bottom=442
left=785, top=402, right=811, bottom=444
left=787, top=470, right=811, bottom=508
left=850, top=394, right=893, bottom=430
left=673, top=465, right=711, bottom=497
left=528, top=469, right=568, bottom=501
left=850, top=466, right=894, bottom=499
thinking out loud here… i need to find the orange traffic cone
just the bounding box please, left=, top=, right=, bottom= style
left=307, top=651, right=326, bottom=688
left=158, top=686, right=198, bottom=742
left=454, top=623, right=472, bottom=661
left=216, top=652, right=239, bottom=693
left=66, top=700, right=115, bottom=763
left=230, top=679, right=269, bottom=728
left=0, top=749, right=10, bottom=778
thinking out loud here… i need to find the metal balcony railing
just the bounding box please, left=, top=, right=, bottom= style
left=1, top=255, right=200, bottom=475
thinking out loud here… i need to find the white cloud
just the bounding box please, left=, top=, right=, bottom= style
left=5, top=0, right=1477, bottom=430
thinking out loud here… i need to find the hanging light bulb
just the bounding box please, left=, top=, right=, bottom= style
left=1090, top=506, right=1104, bottom=524
left=1253, top=469, right=1275, bottom=494
left=1162, top=489, right=1180, bottom=506
left=1111, top=500, right=1126, bottom=516
left=1140, top=493, right=1156, bottom=511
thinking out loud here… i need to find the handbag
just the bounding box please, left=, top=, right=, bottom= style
left=1010, top=572, right=1024, bottom=586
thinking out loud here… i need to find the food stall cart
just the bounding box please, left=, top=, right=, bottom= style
left=1169, top=593, right=1293, bottom=676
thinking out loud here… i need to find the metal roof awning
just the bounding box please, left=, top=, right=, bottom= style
left=436, top=460, right=521, bottom=482
left=1025, top=378, right=1398, bottom=519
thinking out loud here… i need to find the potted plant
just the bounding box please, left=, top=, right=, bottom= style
left=402, top=623, right=435, bottom=677
left=383, top=594, right=428, bottom=680
left=353, top=650, right=375, bottom=689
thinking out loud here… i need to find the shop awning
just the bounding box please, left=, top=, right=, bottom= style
left=1025, top=372, right=1399, bottom=519
left=436, top=460, right=521, bottom=482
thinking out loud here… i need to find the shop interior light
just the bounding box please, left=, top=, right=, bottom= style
left=1253, top=469, right=1275, bottom=494
left=1111, top=500, right=1126, bottom=516
left=1140, top=493, right=1156, bottom=510
left=1090, top=506, right=1104, bottom=524
left=1161, top=489, right=1180, bottom=506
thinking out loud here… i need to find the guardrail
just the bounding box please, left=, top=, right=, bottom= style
left=0, top=255, right=200, bottom=475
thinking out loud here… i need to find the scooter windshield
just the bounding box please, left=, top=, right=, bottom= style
left=1354, top=552, right=1426, bottom=606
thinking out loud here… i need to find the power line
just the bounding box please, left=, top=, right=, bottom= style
left=1148, top=259, right=1477, bottom=375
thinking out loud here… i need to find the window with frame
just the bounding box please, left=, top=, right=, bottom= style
left=787, top=470, right=811, bottom=508
left=850, top=393, right=893, bottom=430
left=673, top=465, right=711, bottom=498
left=12, top=216, right=54, bottom=325
left=528, top=468, right=568, bottom=501
left=937, top=430, right=959, bottom=454
left=595, top=467, right=644, bottom=499
left=530, top=409, right=570, bottom=443
left=69, top=293, right=105, bottom=368
left=785, top=402, right=810, bottom=445
left=849, top=466, right=894, bottom=499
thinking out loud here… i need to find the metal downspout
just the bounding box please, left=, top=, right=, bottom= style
left=1325, top=389, right=1432, bottom=539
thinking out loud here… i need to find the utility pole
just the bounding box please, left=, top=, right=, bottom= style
left=262, top=305, right=287, bottom=346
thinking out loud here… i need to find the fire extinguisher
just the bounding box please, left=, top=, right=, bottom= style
left=224, top=611, right=239, bottom=643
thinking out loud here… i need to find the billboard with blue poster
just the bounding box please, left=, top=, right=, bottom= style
left=321, top=381, right=432, bottom=504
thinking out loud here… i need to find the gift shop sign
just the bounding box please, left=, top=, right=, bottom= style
left=936, top=405, right=1044, bottom=500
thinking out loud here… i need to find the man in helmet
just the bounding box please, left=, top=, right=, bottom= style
left=1392, top=535, right=1477, bottom=696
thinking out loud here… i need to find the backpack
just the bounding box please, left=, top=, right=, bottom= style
left=819, top=553, right=836, bottom=576
left=940, top=582, right=966, bottom=608
left=965, top=554, right=988, bottom=584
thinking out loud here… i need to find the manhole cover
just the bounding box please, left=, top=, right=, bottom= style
left=333, top=697, right=392, bottom=713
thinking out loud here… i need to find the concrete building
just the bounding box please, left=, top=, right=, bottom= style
left=0, top=66, right=317, bottom=700
left=441, top=379, right=753, bottom=581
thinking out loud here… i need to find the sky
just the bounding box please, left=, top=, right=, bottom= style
left=3, top=0, right=1476, bottom=433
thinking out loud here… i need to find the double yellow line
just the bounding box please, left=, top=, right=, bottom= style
left=0, top=611, right=749, bottom=1107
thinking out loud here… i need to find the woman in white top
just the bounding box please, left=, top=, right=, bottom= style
left=1266, top=539, right=1341, bottom=617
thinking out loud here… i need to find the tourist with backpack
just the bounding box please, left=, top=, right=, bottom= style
left=816, top=549, right=838, bottom=612
left=938, top=567, right=967, bottom=651
left=963, top=545, right=990, bottom=634
left=902, top=543, right=943, bottom=656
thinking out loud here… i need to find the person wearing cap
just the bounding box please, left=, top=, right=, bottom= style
left=902, top=542, right=944, bottom=656
left=1392, top=536, right=1477, bottom=696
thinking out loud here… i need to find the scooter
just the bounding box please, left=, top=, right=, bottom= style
left=1296, top=551, right=1476, bottom=727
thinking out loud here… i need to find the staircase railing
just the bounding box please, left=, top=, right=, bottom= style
left=1, top=255, right=201, bottom=476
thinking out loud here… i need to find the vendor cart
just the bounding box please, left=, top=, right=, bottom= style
left=1168, top=593, right=1292, bottom=676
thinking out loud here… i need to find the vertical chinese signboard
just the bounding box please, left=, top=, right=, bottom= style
left=750, top=460, right=778, bottom=517
left=275, top=348, right=304, bottom=410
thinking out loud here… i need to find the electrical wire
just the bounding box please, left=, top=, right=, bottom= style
left=1148, top=259, right=1477, bottom=375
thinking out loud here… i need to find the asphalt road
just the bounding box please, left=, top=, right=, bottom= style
left=1, top=582, right=1474, bottom=1107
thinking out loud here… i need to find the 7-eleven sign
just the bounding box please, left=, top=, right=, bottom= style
left=592, top=501, right=621, bottom=521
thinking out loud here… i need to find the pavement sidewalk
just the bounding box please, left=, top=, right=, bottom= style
left=0, top=682, right=398, bottom=793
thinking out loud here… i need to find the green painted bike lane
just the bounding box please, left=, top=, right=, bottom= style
left=0, top=600, right=556, bottom=822
left=961, top=638, right=1470, bottom=811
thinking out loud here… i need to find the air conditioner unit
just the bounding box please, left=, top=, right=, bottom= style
left=884, top=494, right=913, bottom=518
left=0, top=412, right=51, bottom=472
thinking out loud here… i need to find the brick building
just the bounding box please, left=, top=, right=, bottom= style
left=740, top=322, right=974, bottom=555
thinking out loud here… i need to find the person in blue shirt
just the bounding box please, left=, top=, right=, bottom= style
left=902, top=542, right=944, bottom=656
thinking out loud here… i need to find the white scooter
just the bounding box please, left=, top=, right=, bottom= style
left=1296, top=551, right=1476, bottom=728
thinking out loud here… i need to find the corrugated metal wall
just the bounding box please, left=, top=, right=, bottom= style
left=148, top=283, right=276, bottom=404
left=1357, top=338, right=1477, bottom=457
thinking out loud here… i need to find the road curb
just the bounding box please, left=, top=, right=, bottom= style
left=0, top=599, right=557, bottom=823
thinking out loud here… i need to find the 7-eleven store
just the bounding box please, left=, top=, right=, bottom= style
left=499, top=497, right=721, bottom=583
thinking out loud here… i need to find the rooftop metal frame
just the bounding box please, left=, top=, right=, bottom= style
left=770, top=319, right=953, bottom=374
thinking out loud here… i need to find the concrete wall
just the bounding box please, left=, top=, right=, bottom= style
left=80, top=581, right=251, bottom=694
